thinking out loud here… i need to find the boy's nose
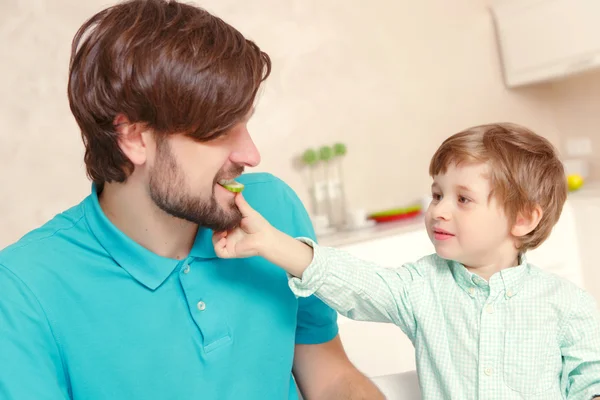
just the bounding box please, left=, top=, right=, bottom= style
left=431, top=202, right=451, bottom=221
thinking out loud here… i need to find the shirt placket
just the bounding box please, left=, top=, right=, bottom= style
left=178, top=256, right=232, bottom=353
left=475, top=277, right=504, bottom=398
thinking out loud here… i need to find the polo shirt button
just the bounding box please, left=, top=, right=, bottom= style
left=468, top=287, right=475, bottom=295
left=183, top=264, right=190, bottom=274
left=485, top=304, right=495, bottom=314
left=197, top=301, right=206, bottom=311
left=484, top=367, right=494, bottom=376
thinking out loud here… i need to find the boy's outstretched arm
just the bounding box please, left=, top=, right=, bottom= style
left=214, top=193, right=422, bottom=338
left=213, top=193, right=315, bottom=278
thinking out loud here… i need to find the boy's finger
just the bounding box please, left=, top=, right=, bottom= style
left=235, top=193, right=256, bottom=217
left=213, top=237, right=229, bottom=258
left=212, top=231, right=226, bottom=245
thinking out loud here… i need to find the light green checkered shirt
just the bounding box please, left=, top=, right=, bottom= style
left=289, top=238, right=600, bottom=400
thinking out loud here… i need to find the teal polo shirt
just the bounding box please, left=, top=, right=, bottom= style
left=0, top=173, right=338, bottom=399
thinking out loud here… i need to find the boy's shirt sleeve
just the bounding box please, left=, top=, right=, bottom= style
left=560, top=289, right=600, bottom=399
left=288, top=238, right=423, bottom=342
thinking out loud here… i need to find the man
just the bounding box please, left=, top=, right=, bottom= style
left=0, top=0, right=383, bottom=399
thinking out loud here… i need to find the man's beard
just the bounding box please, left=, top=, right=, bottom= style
left=148, top=140, right=244, bottom=232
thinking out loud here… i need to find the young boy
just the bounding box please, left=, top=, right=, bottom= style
left=213, top=123, right=600, bottom=399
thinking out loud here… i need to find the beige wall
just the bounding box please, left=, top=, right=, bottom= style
left=549, top=69, right=600, bottom=181
left=0, top=0, right=592, bottom=248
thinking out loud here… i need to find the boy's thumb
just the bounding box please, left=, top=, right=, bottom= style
left=235, top=193, right=255, bottom=217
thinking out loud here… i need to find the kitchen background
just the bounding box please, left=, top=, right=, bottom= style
left=1, top=0, right=598, bottom=247
left=2, top=0, right=599, bottom=393
left=0, top=0, right=597, bottom=249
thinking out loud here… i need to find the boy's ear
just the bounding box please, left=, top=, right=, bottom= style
left=511, top=205, right=543, bottom=237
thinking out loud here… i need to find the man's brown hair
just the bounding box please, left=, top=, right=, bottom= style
left=429, top=123, right=567, bottom=252
left=68, top=0, right=271, bottom=185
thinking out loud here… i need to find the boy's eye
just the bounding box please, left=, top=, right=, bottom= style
left=458, top=196, right=470, bottom=204
left=431, top=193, right=442, bottom=201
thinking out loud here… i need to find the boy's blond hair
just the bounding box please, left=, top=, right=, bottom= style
left=429, top=123, right=567, bottom=251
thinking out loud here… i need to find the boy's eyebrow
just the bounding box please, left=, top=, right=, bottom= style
left=457, top=184, right=475, bottom=193
left=431, top=182, right=476, bottom=194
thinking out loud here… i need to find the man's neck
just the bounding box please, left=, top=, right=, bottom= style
left=98, top=182, right=198, bottom=260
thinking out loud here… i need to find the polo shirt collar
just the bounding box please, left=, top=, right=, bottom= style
left=84, top=184, right=217, bottom=290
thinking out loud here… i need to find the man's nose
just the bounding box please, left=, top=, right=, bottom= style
left=230, top=130, right=261, bottom=168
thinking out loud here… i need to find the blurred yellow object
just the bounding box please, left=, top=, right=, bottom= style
left=567, top=174, right=584, bottom=191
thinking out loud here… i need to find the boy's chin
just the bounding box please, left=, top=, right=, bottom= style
left=434, top=247, right=460, bottom=262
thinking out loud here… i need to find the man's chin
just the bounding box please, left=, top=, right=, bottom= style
left=152, top=197, right=241, bottom=231
left=207, top=205, right=242, bottom=232
left=207, top=218, right=241, bottom=232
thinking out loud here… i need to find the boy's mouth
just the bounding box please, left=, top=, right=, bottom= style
left=433, top=228, right=455, bottom=240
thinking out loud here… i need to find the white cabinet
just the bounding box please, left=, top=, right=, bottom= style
left=568, top=183, right=600, bottom=305
left=490, top=0, right=600, bottom=87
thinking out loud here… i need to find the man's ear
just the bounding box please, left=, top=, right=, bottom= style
left=114, top=114, right=150, bottom=166
left=511, top=205, right=543, bottom=238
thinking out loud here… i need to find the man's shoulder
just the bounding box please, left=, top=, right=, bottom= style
left=237, top=172, right=295, bottom=199
left=238, top=172, right=313, bottom=237
left=238, top=172, right=303, bottom=212
left=0, top=200, right=91, bottom=274
left=236, top=172, right=283, bottom=187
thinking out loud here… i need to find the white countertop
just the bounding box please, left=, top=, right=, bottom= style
left=318, top=215, right=425, bottom=247
left=569, top=180, right=600, bottom=198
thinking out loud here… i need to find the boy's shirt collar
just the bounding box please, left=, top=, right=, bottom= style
left=449, top=255, right=529, bottom=299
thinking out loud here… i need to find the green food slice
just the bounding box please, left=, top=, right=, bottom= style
left=219, top=179, right=244, bottom=193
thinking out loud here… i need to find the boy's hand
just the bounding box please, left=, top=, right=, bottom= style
left=214, top=193, right=314, bottom=277
left=212, top=193, right=274, bottom=259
